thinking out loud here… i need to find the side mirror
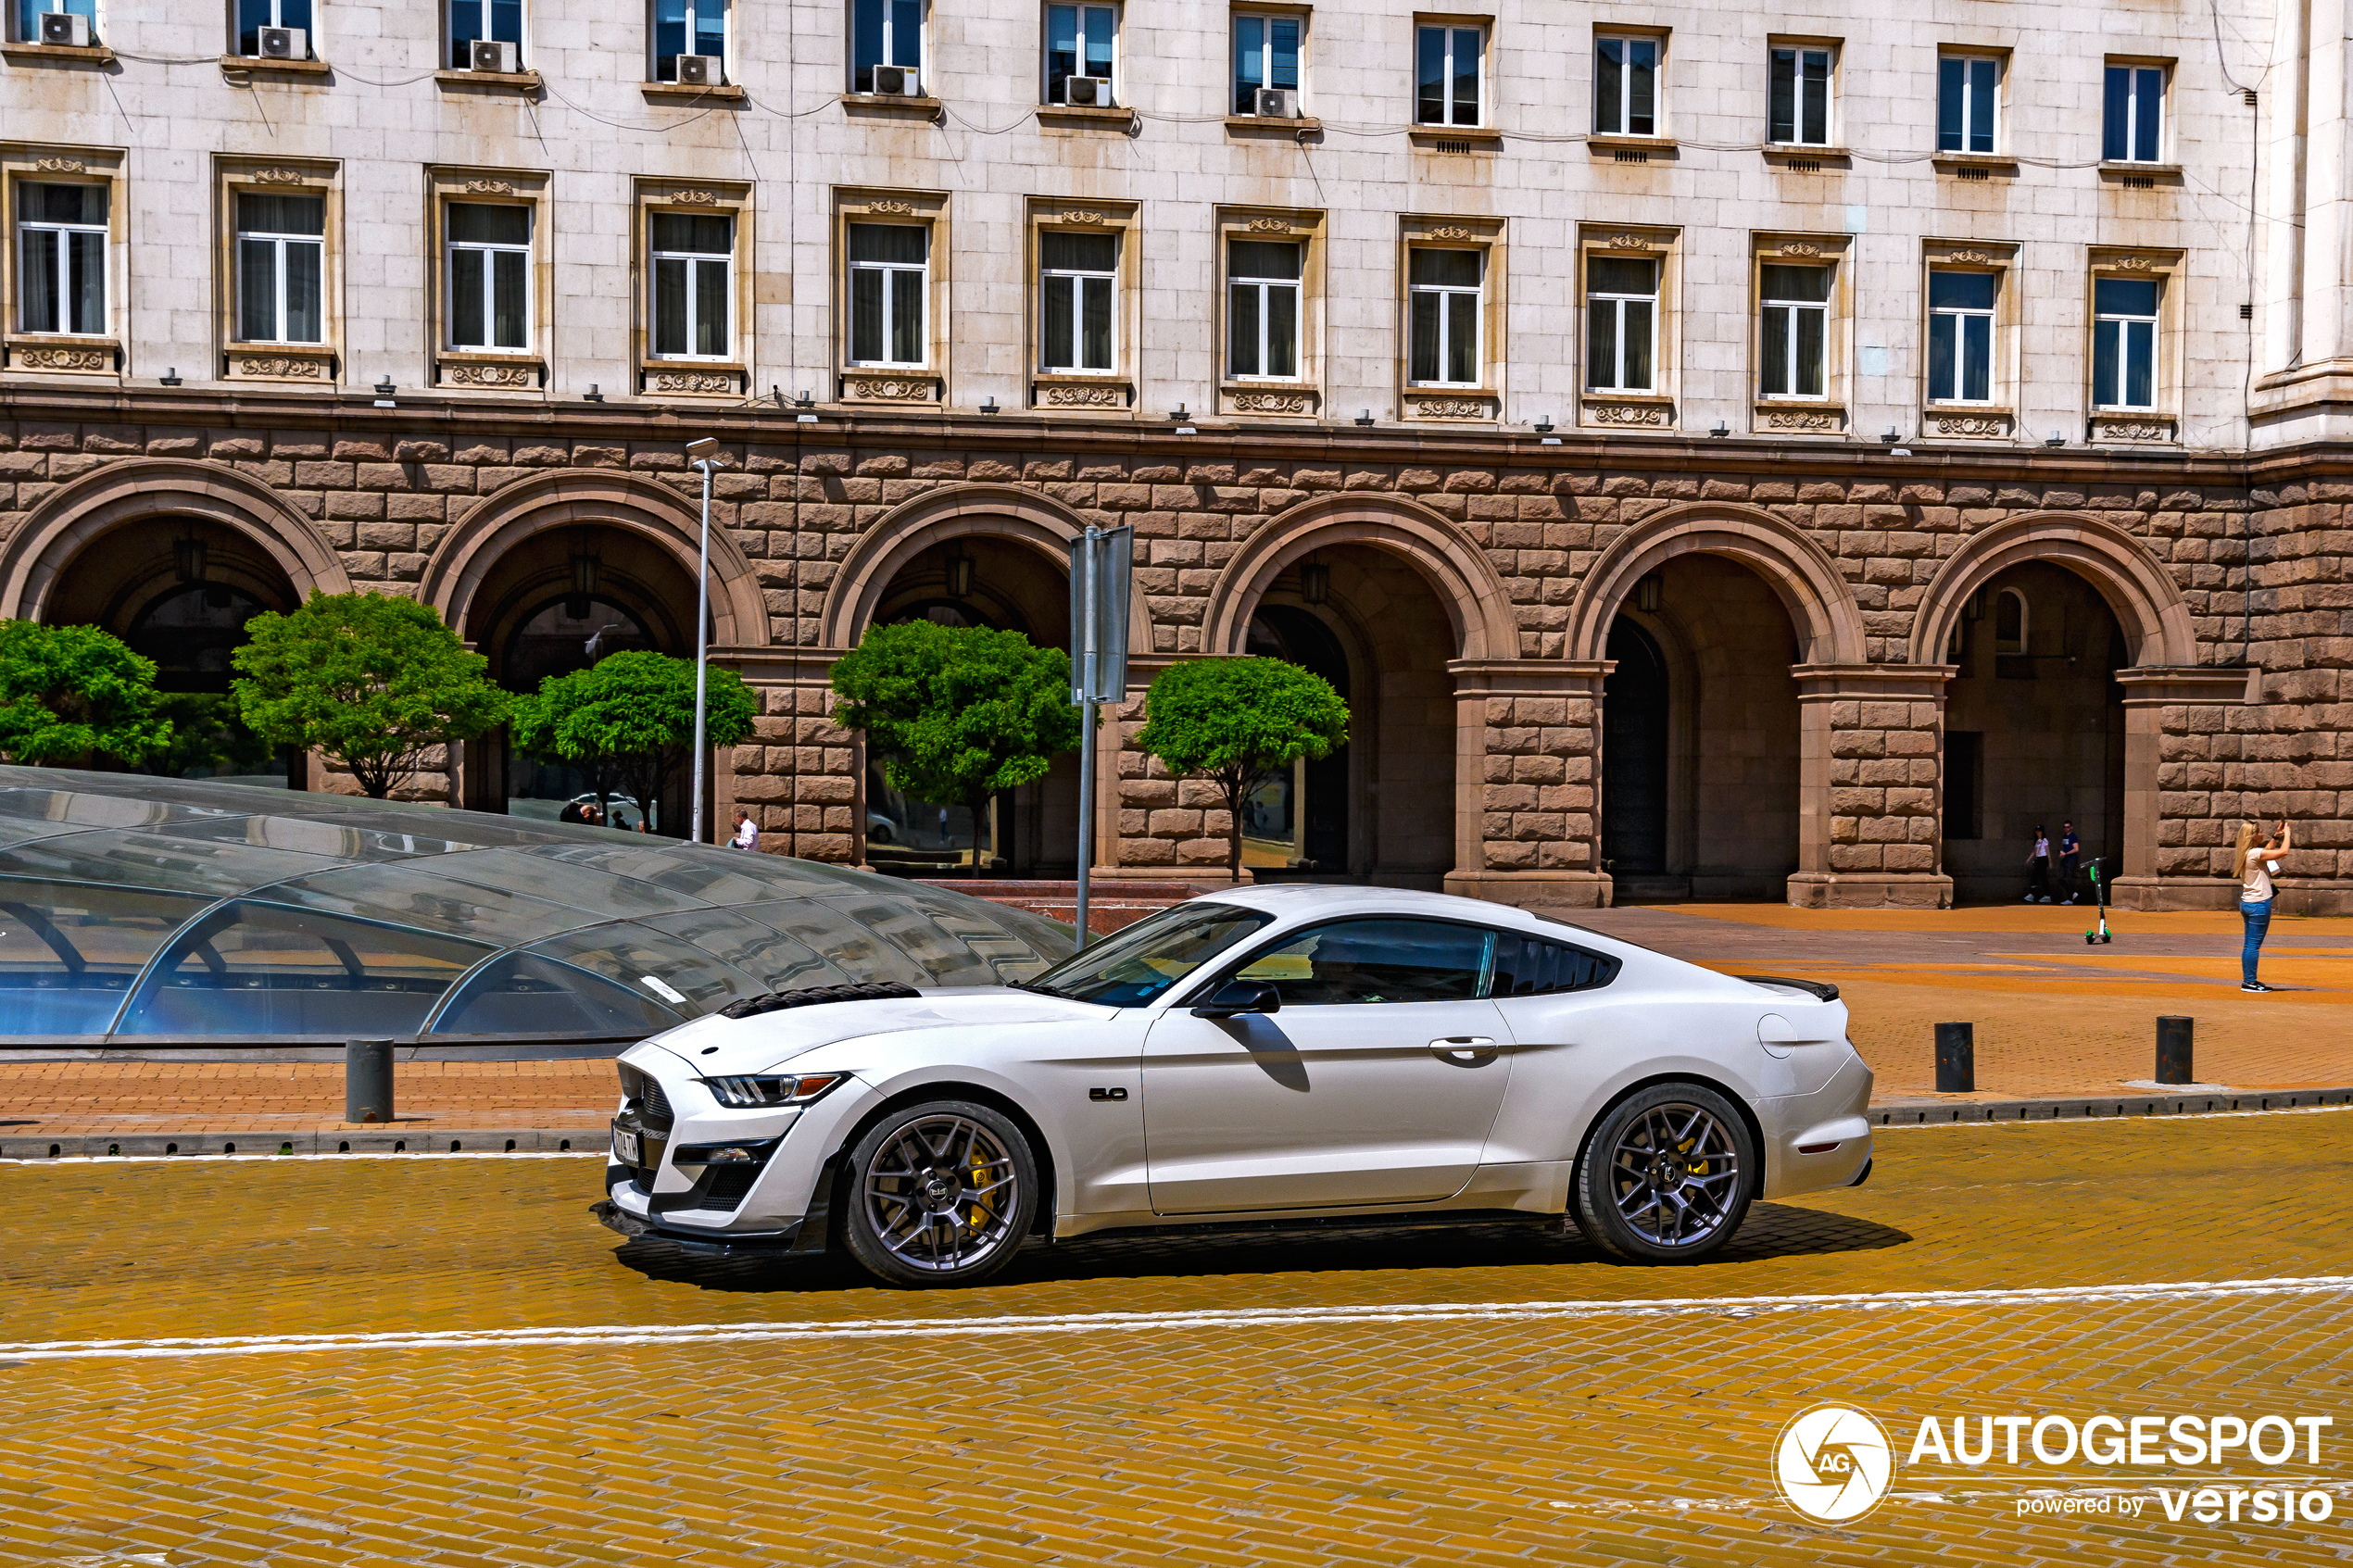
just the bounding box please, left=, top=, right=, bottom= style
left=1190, top=979, right=1280, bottom=1019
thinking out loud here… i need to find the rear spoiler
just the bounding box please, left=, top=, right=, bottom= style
left=1736, top=974, right=1840, bottom=1003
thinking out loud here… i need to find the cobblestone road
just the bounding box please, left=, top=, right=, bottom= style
left=6, top=1110, right=2352, bottom=1566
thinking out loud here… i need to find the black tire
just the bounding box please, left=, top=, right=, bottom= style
left=1572, top=1082, right=1757, bottom=1264
left=839, top=1098, right=1038, bottom=1288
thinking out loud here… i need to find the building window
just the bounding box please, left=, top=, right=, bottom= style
left=235, top=193, right=325, bottom=345
left=2103, top=63, right=2164, bottom=162
left=2092, top=277, right=2158, bottom=409
left=234, top=0, right=312, bottom=56
left=649, top=211, right=732, bottom=358
left=1227, top=239, right=1301, bottom=380
left=1768, top=44, right=1832, bottom=145
left=1585, top=256, right=1655, bottom=393
left=1993, top=588, right=2028, bottom=656
left=446, top=203, right=529, bottom=351
left=852, top=0, right=921, bottom=94
left=1758, top=263, right=1830, bottom=397
left=651, top=0, right=724, bottom=82
left=1233, top=12, right=1301, bottom=115
left=447, top=0, right=522, bottom=69
left=1039, top=230, right=1115, bottom=372
left=1415, top=24, right=1481, bottom=128
left=16, top=182, right=106, bottom=336
left=848, top=222, right=926, bottom=367
left=1407, top=247, right=1480, bottom=385
left=16, top=0, right=97, bottom=44
left=1927, top=270, right=1994, bottom=404
left=1045, top=4, right=1114, bottom=104
left=1594, top=35, right=1657, bottom=136
left=1937, top=55, right=1997, bottom=153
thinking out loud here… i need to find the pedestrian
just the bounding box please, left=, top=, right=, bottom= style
left=2057, top=821, right=2082, bottom=904
left=2236, top=819, right=2293, bottom=993
left=730, top=809, right=760, bottom=851
left=2024, top=824, right=2052, bottom=903
left=558, top=799, right=585, bottom=824
left=583, top=803, right=602, bottom=828
left=636, top=818, right=654, bottom=834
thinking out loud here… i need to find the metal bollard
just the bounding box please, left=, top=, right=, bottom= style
left=1934, top=1022, right=1976, bottom=1093
left=346, top=1038, right=395, bottom=1124
left=2156, top=1016, right=2195, bottom=1085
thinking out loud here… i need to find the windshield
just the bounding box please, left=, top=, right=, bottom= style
left=1023, top=901, right=1272, bottom=1007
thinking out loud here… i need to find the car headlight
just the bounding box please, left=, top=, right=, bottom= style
left=699, top=1072, right=846, bottom=1109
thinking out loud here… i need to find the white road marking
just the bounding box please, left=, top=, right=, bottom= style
left=1544, top=1481, right=2353, bottom=1516
left=5, top=1274, right=2348, bottom=1363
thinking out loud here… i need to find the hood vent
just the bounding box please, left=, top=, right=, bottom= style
left=720, top=980, right=925, bottom=1020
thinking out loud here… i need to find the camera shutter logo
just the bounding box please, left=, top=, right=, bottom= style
left=1773, top=1405, right=1895, bottom=1522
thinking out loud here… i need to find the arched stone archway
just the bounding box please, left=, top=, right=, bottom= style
left=1563, top=503, right=1867, bottom=667
left=1908, top=512, right=2196, bottom=670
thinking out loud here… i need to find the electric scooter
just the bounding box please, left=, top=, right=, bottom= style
left=2083, top=855, right=2114, bottom=945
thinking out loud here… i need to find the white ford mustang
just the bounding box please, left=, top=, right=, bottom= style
left=594, top=885, right=1875, bottom=1286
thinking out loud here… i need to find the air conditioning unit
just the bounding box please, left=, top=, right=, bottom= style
left=674, top=53, right=720, bottom=85
left=469, top=38, right=513, bottom=72
left=1254, top=86, right=1301, bottom=119
left=258, top=25, right=304, bottom=58
left=38, top=11, right=90, bottom=45
left=873, top=63, right=919, bottom=96
left=1065, top=74, right=1111, bottom=107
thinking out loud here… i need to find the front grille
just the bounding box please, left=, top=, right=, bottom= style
left=700, top=1164, right=761, bottom=1208
left=617, top=1062, right=674, bottom=1132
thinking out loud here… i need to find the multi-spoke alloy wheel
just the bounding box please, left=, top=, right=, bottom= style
left=840, top=1100, right=1038, bottom=1287
left=1573, top=1082, right=1757, bottom=1264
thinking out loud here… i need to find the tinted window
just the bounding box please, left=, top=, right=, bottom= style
left=1026, top=901, right=1272, bottom=1007
left=1234, top=918, right=1491, bottom=1005
left=1490, top=932, right=1620, bottom=996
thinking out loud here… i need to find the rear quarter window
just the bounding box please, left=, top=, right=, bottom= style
left=1489, top=932, right=1620, bottom=996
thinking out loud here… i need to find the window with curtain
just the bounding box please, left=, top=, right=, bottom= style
left=1038, top=230, right=1116, bottom=372
left=2092, top=276, right=2158, bottom=409
left=16, top=182, right=107, bottom=336
left=1232, top=13, right=1301, bottom=114
left=234, top=0, right=312, bottom=55
left=447, top=202, right=530, bottom=351
left=1585, top=255, right=1655, bottom=393
left=1045, top=4, right=1114, bottom=103
left=447, top=0, right=522, bottom=68
left=1768, top=44, right=1831, bottom=144
left=1926, top=270, right=1995, bottom=404
left=2103, top=63, right=2164, bottom=162
left=852, top=0, right=922, bottom=92
left=1415, top=24, right=1480, bottom=127
left=235, top=191, right=325, bottom=345
left=17, top=0, right=97, bottom=44
left=1407, top=247, right=1480, bottom=385
left=651, top=0, right=724, bottom=81
left=1227, top=238, right=1301, bottom=380
left=849, top=222, right=927, bottom=367
left=1594, top=35, right=1656, bottom=136
left=1758, top=262, right=1831, bottom=398
left=650, top=211, right=733, bottom=358
left=1937, top=55, right=1997, bottom=153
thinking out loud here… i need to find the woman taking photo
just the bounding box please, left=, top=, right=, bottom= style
left=2235, top=819, right=2292, bottom=994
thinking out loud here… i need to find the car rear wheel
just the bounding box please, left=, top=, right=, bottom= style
left=1572, top=1083, right=1755, bottom=1264
left=840, top=1099, right=1038, bottom=1287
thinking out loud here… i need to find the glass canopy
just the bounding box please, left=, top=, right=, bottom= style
left=0, top=769, right=1075, bottom=1046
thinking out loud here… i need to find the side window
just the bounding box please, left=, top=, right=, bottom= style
left=1232, top=918, right=1491, bottom=1005
left=1489, top=932, right=1619, bottom=996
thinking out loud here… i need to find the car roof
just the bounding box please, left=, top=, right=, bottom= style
left=1179, top=882, right=1597, bottom=940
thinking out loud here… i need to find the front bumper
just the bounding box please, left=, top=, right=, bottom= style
left=591, top=1196, right=805, bottom=1255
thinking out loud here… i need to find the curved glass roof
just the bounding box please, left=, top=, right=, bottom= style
left=0, top=768, right=1075, bottom=1046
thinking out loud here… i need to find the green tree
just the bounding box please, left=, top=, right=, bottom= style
left=1135, top=657, right=1350, bottom=880
left=232, top=591, right=509, bottom=799
left=830, top=621, right=1080, bottom=875
left=509, top=650, right=759, bottom=837
left=144, top=692, right=275, bottom=781
left=0, top=621, right=173, bottom=767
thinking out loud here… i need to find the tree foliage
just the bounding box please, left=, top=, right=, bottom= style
left=829, top=621, right=1080, bottom=872
left=232, top=591, right=509, bottom=799
left=144, top=692, right=275, bottom=781
left=0, top=621, right=173, bottom=767
left=509, top=650, right=759, bottom=836
left=1135, top=657, right=1350, bottom=878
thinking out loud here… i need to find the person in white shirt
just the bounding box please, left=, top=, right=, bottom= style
left=2236, top=819, right=2292, bottom=993
left=729, top=810, right=760, bottom=851
left=2024, top=826, right=2053, bottom=903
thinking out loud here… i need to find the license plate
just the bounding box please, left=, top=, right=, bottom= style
left=612, top=1124, right=642, bottom=1165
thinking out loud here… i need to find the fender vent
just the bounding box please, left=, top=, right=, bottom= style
left=720, top=980, right=924, bottom=1020
left=1737, top=974, right=1840, bottom=1003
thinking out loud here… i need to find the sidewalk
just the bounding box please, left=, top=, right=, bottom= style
left=3, top=905, right=2346, bottom=1144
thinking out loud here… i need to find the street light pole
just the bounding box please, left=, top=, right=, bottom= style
left=685, top=436, right=720, bottom=844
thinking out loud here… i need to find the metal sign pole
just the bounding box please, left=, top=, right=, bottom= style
left=1068, top=524, right=1128, bottom=952
left=1075, top=527, right=1099, bottom=947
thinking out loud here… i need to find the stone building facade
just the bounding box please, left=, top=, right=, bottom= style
left=0, top=0, right=2345, bottom=910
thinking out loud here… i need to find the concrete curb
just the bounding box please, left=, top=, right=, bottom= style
left=1870, top=1085, right=2353, bottom=1125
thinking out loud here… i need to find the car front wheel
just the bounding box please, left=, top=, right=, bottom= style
left=1573, top=1083, right=1756, bottom=1263
left=839, top=1099, right=1038, bottom=1287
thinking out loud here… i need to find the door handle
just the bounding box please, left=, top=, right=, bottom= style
left=1430, top=1035, right=1497, bottom=1062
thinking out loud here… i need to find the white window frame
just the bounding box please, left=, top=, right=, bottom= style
left=2091, top=276, right=2160, bottom=411
left=1768, top=44, right=1834, bottom=146
left=234, top=197, right=325, bottom=345
left=1406, top=247, right=1482, bottom=386
left=1584, top=256, right=1657, bottom=393
left=1937, top=53, right=1999, bottom=154
left=444, top=202, right=531, bottom=352
left=1994, top=587, right=2029, bottom=657
left=1038, top=231, right=1117, bottom=373
left=2103, top=62, right=2166, bottom=164
left=1593, top=33, right=1659, bottom=137
left=1414, top=22, right=1483, bottom=129
left=846, top=222, right=928, bottom=369
left=15, top=182, right=107, bottom=337
left=445, top=0, right=525, bottom=70
left=1757, top=264, right=1831, bottom=399
left=1232, top=11, right=1302, bottom=116
left=648, top=211, right=733, bottom=361
left=234, top=0, right=312, bottom=56
left=1925, top=269, right=1995, bottom=406
left=1227, top=239, right=1302, bottom=381
left=18, top=0, right=97, bottom=44
left=650, top=0, right=726, bottom=82
left=1043, top=3, right=1115, bottom=105
left=851, top=0, right=923, bottom=93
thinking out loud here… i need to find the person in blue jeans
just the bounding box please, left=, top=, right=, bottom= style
left=2235, top=819, right=2292, bottom=993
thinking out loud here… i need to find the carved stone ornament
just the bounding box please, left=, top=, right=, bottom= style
left=1942, top=248, right=1994, bottom=266
left=447, top=362, right=534, bottom=387
left=1929, top=414, right=2008, bottom=438
left=1586, top=402, right=1669, bottom=427
left=672, top=189, right=720, bottom=206
left=2095, top=418, right=2171, bottom=442
left=32, top=157, right=87, bottom=174
left=1423, top=225, right=1476, bottom=241
left=2110, top=255, right=2157, bottom=272
left=463, top=178, right=516, bottom=196
left=1231, top=391, right=1312, bottom=414
left=17, top=345, right=109, bottom=371
left=1776, top=241, right=1824, bottom=258
left=1245, top=217, right=1292, bottom=233
left=649, top=370, right=735, bottom=394
left=845, top=376, right=937, bottom=401
left=1040, top=383, right=1123, bottom=407
left=236, top=354, right=325, bottom=379
left=1759, top=408, right=1840, bottom=432
left=1061, top=210, right=1107, bottom=225
left=1602, top=232, right=1657, bottom=251
left=867, top=198, right=915, bottom=215
left=250, top=168, right=307, bottom=186
left=1408, top=396, right=1492, bottom=420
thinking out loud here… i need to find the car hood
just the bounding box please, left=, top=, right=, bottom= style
left=638, top=986, right=1115, bottom=1074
